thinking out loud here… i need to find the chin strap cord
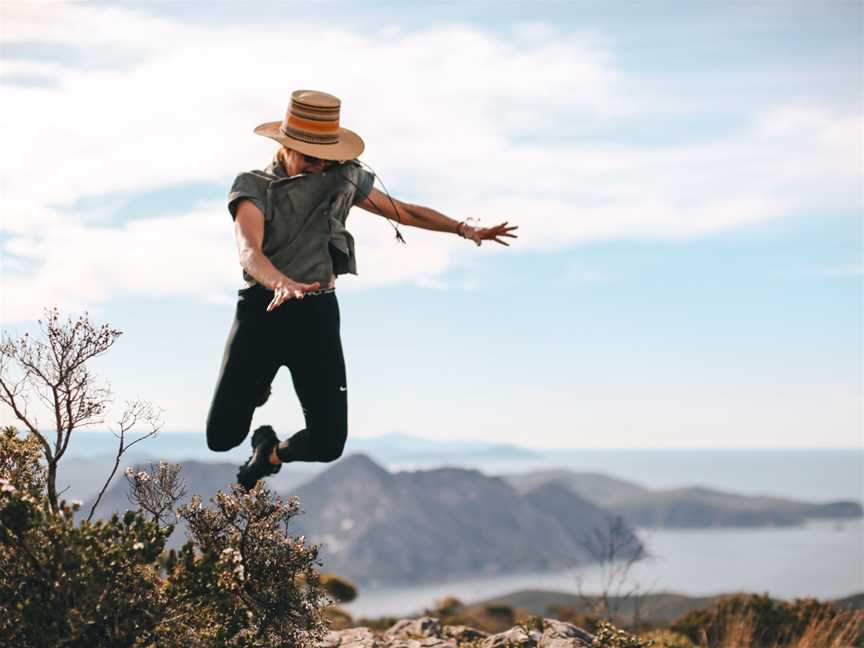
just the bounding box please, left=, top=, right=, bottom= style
left=334, top=159, right=407, bottom=245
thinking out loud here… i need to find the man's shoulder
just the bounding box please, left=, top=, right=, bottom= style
left=340, top=159, right=368, bottom=177
left=230, top=168, right=275, bottom=192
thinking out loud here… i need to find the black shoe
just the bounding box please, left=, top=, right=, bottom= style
left=236, top=425, right=281, bottom=492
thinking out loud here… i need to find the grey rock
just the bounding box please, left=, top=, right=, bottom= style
left=540, top=618, right=594, bottom=644
left=442, top=624, right=489, bottom=643
left=539, top=639, right=592, bottom=648
left=481, top=626, right=537, bottom=648
left=322, top=626, right=385, bottom=647
left=319, top=617, right=593, bottom=648
left=319, top=631, right=344, bottom=648
left=385, top=616, right=444, bottom=639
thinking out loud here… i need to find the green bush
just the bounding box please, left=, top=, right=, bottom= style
left=0, top=426, right=331, bottom=648
left=320, top=573, right=358, bottom=604
left=637, top=628, right=695, bottom=648
left=591, top=618, right=656, bottom=647
left=670, top=592, right=863, bottom=647
left=0, top=486, right=169, bottom=647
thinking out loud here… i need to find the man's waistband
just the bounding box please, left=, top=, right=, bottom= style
left=238, top=283, right=336, bottom=298
left=304, top=286, right=336, bottom=296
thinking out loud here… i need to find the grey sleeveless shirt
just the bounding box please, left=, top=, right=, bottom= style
left=227, top=155, right=375, bottom=288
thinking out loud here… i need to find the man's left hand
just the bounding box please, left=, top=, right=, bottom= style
left=465, top=221, right=519, bottom=247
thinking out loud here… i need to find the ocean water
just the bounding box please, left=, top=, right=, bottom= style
left=342, top=518, right=864, bottom=618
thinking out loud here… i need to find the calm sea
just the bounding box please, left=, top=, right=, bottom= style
left=342, top=518, right=864, bottom=618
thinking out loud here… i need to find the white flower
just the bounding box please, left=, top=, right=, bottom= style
left=133, top=542, right=144, bottom=550
left=125, top=467, right=134, bottom=476
left=1, top=483, right=15, bottom=493
left=136, top=471, right=151, bottom=482
left=71, top=499, right=82, bottom=507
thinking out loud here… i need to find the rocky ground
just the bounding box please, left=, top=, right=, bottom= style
left=319, top=615, right=596, bottom=647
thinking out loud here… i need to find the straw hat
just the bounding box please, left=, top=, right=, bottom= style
left=253, top=89, right=365, bottom=160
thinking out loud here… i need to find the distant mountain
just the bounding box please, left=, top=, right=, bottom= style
left=521, top=482, right=637, bottom=551
left=500, top=469, right=863, bottom=528
left=286, top=453, right=641, bottom=589
left=501, top=469, right=650, bottom=504
left=83, top=453, right=642, bottom=588
left=83, top=452, right=861, bottom=591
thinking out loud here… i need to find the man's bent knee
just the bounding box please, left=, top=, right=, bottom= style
left=206, top=419, right=244, bottom=453
left=314, top=436, right=346, bottom=463
left=207, top=436, right=238, bottom=453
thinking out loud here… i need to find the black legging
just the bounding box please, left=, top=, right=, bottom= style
left=206, top=283, right=348, bottom=462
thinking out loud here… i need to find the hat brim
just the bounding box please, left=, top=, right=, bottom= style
left=253, top=121, right=364, bottom=160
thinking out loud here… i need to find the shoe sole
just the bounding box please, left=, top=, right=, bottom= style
left=237, top=426, right=281, bottom=491
left=251, top=425, right=277, bottom=448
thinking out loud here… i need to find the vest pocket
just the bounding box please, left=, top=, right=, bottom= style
left=328, top=215, right=355, bottom=275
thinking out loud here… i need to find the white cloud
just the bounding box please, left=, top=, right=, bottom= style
left=0, top=3, right=859, bottom=324
left=1, top=202, right=239, bottom=322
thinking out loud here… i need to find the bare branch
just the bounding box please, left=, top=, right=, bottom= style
left=87, top=398, right=163, bottom=522
left=575, top=513, right=652, bottom=620
left=0, top=307, right=158, bottom=515
left=0, top=344, right=44, bottom=439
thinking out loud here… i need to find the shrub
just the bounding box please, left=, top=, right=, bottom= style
left=0, top=480, right=170, bottom=647
left=433, top=595, right=465, bottom=616
left=591, top=618, right=656, bottom=647
left=638, top=629, right=696, bottom=648
left=484, top=603, right=516, bottom=623
left=670, top=592, right=864, bottom=647
left=321, top=572, right=358, bottom=604
left=0, top=427, right=332, bottom=647
left=164, top=482, right=331, bottom=646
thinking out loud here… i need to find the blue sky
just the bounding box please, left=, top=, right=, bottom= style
left=0, top=1, right=860, bottom=448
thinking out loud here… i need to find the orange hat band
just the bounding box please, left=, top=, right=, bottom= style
left=280, top=121, right=340, bottom=145
left=280, top=104, right=341, bottom=145
left=284, top=112, right=340, bottom=134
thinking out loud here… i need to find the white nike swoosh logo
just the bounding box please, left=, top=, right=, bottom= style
left=339, top=386, right=347, bottom=391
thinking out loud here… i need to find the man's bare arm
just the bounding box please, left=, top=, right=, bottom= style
left=355, top=187, right=519, bottom=246
left=355, top=187, right=463, bottom=235
left=234, top=199, right=289, bottom=290
left=233, top=199, right=321, bottom=303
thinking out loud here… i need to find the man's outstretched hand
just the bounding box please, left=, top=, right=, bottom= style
left=464, top=221, right=519, bottom=247
left=267, top=278, right=321, bottom=312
